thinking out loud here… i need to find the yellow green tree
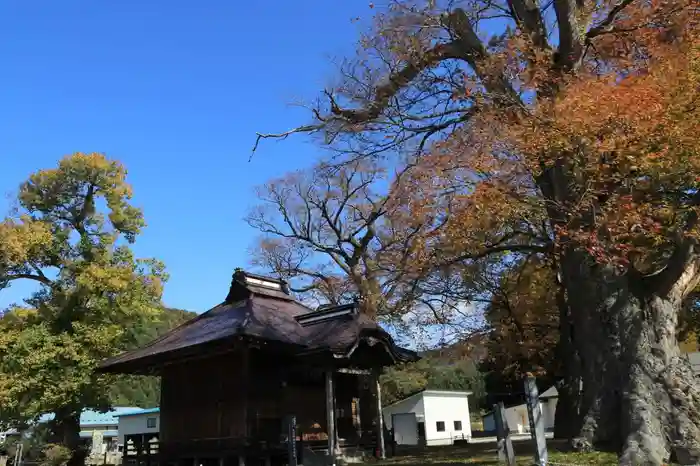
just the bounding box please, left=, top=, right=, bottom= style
left=0, top=153, right=166, bottom=466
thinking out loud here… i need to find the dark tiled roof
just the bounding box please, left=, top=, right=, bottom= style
left=99, top=270, right=418, bottom=373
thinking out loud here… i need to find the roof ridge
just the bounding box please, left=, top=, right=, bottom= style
left=99, top=286, right=419, bottom=373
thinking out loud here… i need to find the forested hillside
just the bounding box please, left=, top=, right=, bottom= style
left=381, top=351, right=486, bottom=412
left=108, top=307, right=196, bottom=407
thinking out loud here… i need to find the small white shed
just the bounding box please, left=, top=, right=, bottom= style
left=685, top=352, right=700, bottom=376
left=382, top=389, right=472, bottom=446
left=482, top=386, right=558, bottom=434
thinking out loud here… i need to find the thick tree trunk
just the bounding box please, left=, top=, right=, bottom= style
left=553, top=280, right=582, bottom=440
left=48, top=409, right=85, bottom=466
left=560, top=254, right=700, bottom=465
left=553, top=373, right=581, bottom=441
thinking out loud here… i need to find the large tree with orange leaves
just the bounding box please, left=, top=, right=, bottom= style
left=254, top=0, right=700, bottom=462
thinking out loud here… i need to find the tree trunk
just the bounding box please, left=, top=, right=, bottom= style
left=553, top=380, right=580, bottom=440
left=561, top=254, right=700, bottom=465
left=48, top=409, right=85, bottom=466
left=553, top=279, right=582, bottom=440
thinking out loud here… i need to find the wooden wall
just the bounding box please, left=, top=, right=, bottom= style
left=160, top=347, right=249, bottom=444
left=247, top=353, right=328, bottom=442
left=158, top=345, right=378, bottom=456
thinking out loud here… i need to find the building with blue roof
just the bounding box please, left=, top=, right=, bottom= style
left=115, top=408, right=160, bottom=418
left=115, top=408, right=161, bottom=464
left=37, top=407, right=142, bottom=429
left=0, top=407, right=146, bottom=463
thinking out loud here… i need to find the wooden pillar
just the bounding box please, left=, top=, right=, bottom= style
left=373, top=371, right=386, bottom=460
left=325, top=371, right=337, bottom=465
left=287, top=415, right=298, bottom=466
left=241, top=346, right=250, bottom=438
left=237, top=345, right=250, bottom=466
left=217, top=373, right=224, bottom=439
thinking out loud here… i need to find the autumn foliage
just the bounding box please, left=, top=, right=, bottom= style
left=397, top=15, right=700, bottom=274
left=481, top=260, right=559, bottom=381
left=254, top=0, right=700, bottom=462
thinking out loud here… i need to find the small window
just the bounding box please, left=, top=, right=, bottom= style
left=436, top=421, right=445, bottom=432
left=454, top=420, right=463, bottom=431
left=147, top=417, right=157, bottom=429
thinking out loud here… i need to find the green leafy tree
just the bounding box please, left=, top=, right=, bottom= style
left=109, top=307, right=196, bottom=407
left=381, top=355, right=485, bottom=410
left=0, top=153, right=166, bottom=466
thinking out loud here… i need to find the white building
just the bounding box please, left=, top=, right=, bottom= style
left=482, top=386, right=558, bottom=434
left=382, top=389, right=472, bottom=446
left=685, top=352, right=700, bottom=376
left=116, top=408, right=160, bottom=446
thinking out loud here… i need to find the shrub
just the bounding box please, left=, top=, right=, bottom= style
left=40, top=444, right=71, bottom=466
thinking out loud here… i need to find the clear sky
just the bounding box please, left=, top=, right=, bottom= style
left=0, top=0, right=375, bottom=312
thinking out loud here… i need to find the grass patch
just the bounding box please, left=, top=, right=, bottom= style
left=363, top=440, right=618, bottom=465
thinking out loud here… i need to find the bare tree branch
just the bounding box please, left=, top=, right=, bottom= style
left=247, top=159, right=452, bottom=317
left=586, top=0, right=637, bottom=39
left=449, top=243, right=549, bottom=264
left=329, top=41, right=462, bottom=124
left=4, top=273, right=54, bottom=287
left=251, top=7, right=524, bottom=156
left=251, top=124, right=325, bottom=160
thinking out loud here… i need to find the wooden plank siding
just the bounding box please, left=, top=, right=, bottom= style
left=158, top=345, right=380, bottom=462
left=160, top=348, right=249, bottom=452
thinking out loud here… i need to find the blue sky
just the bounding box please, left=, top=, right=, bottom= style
left=0, top=0, right=376, bottom=312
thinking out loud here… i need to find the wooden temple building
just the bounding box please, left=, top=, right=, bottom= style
left=99, top=270, right=418, bottom=466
